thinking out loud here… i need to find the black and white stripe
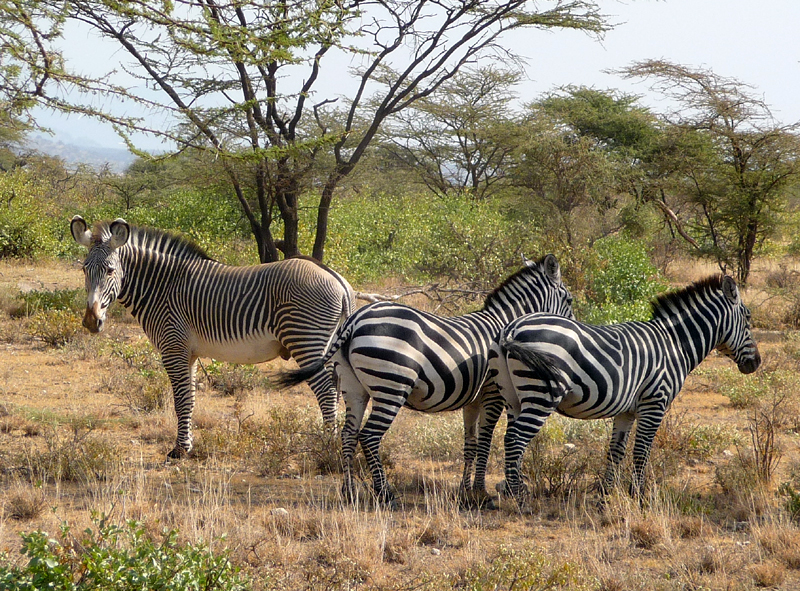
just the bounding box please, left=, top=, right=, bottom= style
left=276, top=254, right=574, bottom=507
left=71, top=216, right=355, bottom=459
left=490, top=275, right=761, bottom=498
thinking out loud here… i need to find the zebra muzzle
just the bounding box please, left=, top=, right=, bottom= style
left=83, top=306, right=105, bottom=333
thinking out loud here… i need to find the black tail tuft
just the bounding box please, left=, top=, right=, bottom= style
left=274, top=361, right=326, bottom=390
left=500, top=339, right=569, bottom=398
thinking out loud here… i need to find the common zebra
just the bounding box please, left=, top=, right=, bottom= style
left=489, top=275, right=761, bottom=499
left=70, top=216, right=355, bottom=459
left=276, top=255, right=574, bottom=507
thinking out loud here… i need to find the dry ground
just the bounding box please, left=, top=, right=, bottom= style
left=2, top=258, right=800, bottom=589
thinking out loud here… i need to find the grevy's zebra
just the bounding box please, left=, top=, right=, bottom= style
left=276, top=255, right=574, bottom=507
left=489, top=275, right=761, bottom=499
left=71, top=216, right=355, bottom=459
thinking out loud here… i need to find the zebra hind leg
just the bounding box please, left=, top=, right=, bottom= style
left=304, top=362, right=338, bottom=426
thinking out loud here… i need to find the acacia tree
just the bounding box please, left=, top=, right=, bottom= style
left=24, top=0, right=608, bottom=263
left=620, top=60, right=800, bottom=285
left=377, top=65, right=523, bottom=201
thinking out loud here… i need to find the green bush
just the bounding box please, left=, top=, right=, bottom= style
left=306, top=191, right=539, bottom=287
left=14, top=289, right=83, bottom=317
left=0, top=169, right=71, bottom=260
left=0, top=518, right=250, bottom=591
left=579, top=235, right=668, bottom=324
left=27, top=310, right=83, bottom=347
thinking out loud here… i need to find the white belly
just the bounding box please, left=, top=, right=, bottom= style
left=192, top=333, right=284, bottom=365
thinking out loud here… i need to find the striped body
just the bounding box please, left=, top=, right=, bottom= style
left=276, top=254, right=574, bottom=506
left=71, top=216, right=354, bottom=458
left=490, top=275, right=761, bottom=498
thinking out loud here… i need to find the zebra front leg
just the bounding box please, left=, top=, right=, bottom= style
left=472, top=386, right=505, bottom=507
left=162, top=351, right=197, bottom=459
left=460, top=402, right=479, bottom=492
left=601, top=413, right=634, bottom=494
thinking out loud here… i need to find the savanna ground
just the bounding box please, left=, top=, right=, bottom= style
left=3, top=258, right=800, bottom=590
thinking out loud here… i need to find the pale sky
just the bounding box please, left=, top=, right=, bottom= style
left=35, top=0, right=800, bottom=151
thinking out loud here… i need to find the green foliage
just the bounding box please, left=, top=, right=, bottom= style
left=309, top=192, right=536, bottom=287
left=26, top=310, right=82, bottom=347
left=125, top=188, right=255, bottom=265
left=0, top=169, right=72, bottom=260
left=0, top=518, right=251, bottom=590
left=14, top=289, right=82, bottom=317
left=203, top=361, right=267, bottom=396
left=452, top=546, right=597, bottom=591
left=779, top=482, right=800, bottom=523
left=579, top=235, right=668, bottom=324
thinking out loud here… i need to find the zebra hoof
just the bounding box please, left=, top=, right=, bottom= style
left=458, top=488, right=497, bottom=511
left=375, top=488, right=399, bottom=510
left=496, top=480, right=527, bottom=502
left=166, top=446, right=189, bottom=460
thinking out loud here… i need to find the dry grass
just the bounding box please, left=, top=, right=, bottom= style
left=3, top=258, right=800, bottom=589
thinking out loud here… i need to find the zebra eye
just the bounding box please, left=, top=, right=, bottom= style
left=106, top=267, right=115, bottom=277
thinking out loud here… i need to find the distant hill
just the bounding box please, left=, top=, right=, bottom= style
left=25, top=134, right=136, bottom=173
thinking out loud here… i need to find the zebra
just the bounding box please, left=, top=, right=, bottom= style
left=70, top=216, right=355, bottom=459
left=489, top=274, right=761, bottom=500
left=276, top=254, right=575, bottom=508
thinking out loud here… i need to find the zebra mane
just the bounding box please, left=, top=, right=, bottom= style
left=651, top=274, right=725, bottom=319
left=483, top=255, right=552, bottom=309
left=92, top=221, right=215, bottom=262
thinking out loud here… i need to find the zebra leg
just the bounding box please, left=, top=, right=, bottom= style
left=303, top=363, right=338, bottom=426
left=338, top=362, right=368, bottom=504
left=601, top=413, right=635, bottom=494
left=163, top=351, right=197, bottom=459
left=460, top=401, right=480, bottom=493
left=629, top=408, right=665, bottom=498
left=472, top=389, right=505, bottom=505
left=358, top=393, right=405, bottom=510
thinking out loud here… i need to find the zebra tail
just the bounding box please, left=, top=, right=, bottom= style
left=273, top=316, right=356, bottom=390
left=500, top=338, right=569, bottom=399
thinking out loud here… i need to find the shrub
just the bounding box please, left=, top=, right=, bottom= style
left=203, top=361, right=267, bottom=396
left=579, top=235, right=668, bottom=324
left=24, top=423, right=122, bottom=483
left=27, top=310, right=83, bottom=347
left=14, top=289, right=83, bottom=317
left=0, top=518, right=251, bottom=591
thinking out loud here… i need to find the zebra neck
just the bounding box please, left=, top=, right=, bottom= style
left=656, top=307, right=724, bottom=373
left=116, top=245, right=216, bottom=311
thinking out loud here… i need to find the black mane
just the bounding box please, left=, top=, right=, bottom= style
left=651, top=274, right=725, bottom=319
left=92, top=221, right=215, bottom=262
left=483, top=255, right=551, bottom=309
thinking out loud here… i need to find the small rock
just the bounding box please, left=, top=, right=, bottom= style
left=563, top=443, right=576, bottom=451
left=722, top=449, right=734, bottom=457
left=272, top=507, right=289, bottom=518
left=430, top=548, right=441, bottom=556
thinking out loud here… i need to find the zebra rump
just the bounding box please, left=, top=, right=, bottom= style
left=498, top=339, right=570, bottom=404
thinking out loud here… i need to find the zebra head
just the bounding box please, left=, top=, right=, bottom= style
left=517, top=254, right=575, bottom=319
left=716, top=275, right=761, bottom=374
left=70, top=216, right=130, bottom=334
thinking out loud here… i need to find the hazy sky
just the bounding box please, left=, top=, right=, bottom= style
left=35, top=0, right=800, bottom=151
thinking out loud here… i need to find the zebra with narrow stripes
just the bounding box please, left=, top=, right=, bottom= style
left=71, top=216, right=355, bottom=459
left=489, top=275, right=761, bottom=499
left=276, top=254, right=574, bottom=507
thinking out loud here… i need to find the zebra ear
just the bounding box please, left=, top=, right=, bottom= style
left=722, top=276, right=740, bottom=304
left=70, top=215, right=93, bottom=248
left=522, top=253, right=533, bottom=267
left=543, top=254, right=561, bottom=283
left=108, top=219, right=130, bottom=250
